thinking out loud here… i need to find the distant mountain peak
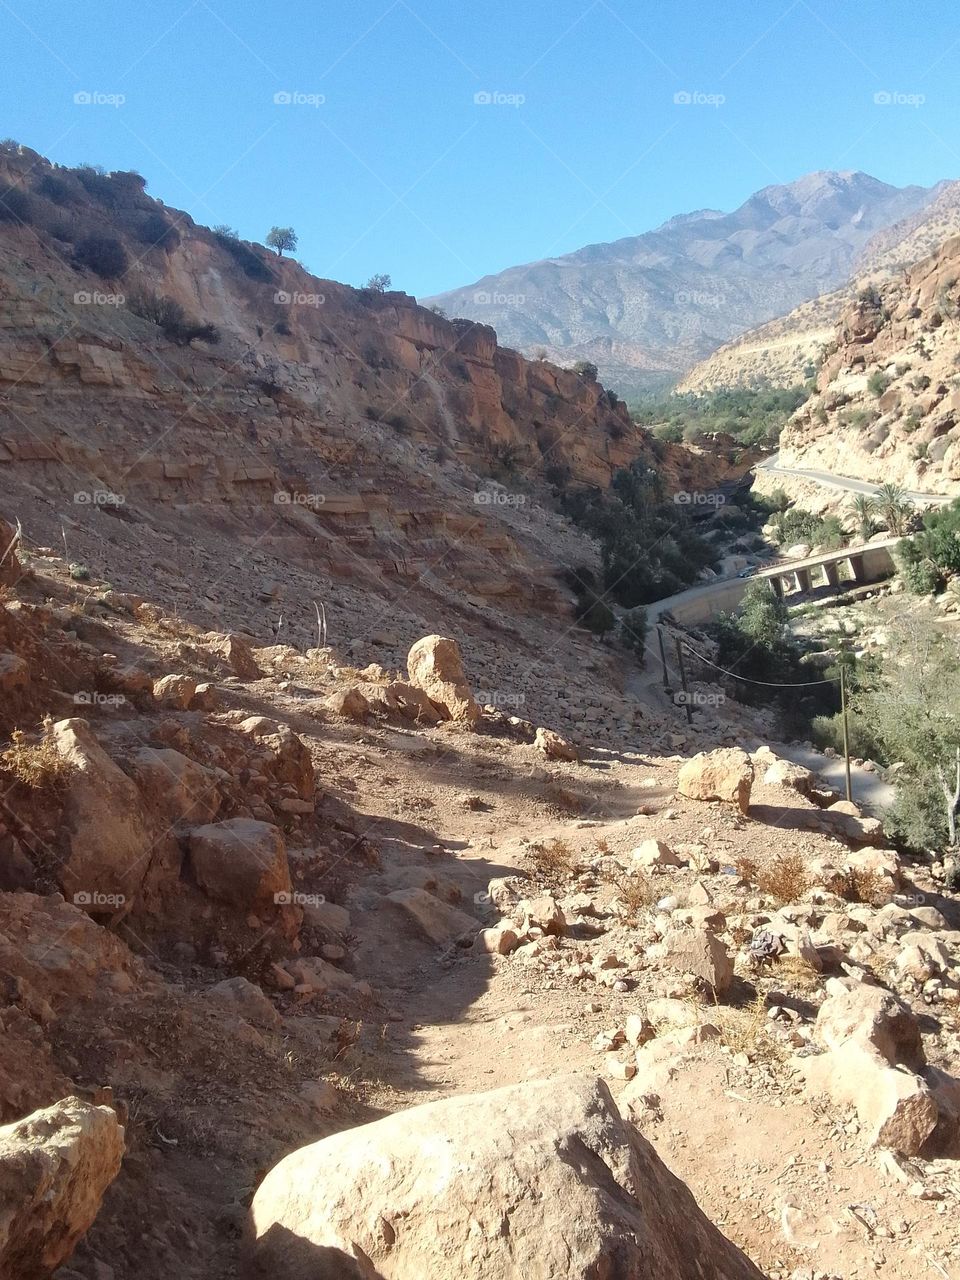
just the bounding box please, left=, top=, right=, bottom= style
left=425, top=170, right=944, bottom=398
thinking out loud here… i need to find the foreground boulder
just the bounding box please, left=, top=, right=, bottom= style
left=248, top=1074, right=764, bottom=1279
left=677, top=748, right=753, bottom=814
left=534, top=727, right=579, bottom=762
left=406, top=635, right=480, bottom=724
left=0, top=1096, right=124, bottom=1279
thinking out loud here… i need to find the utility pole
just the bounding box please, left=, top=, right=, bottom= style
left=674, top=636, right=693, bottom=725
left=656, top=625, right=670, bottom=690
left=840, top=664, right=853, bottom=804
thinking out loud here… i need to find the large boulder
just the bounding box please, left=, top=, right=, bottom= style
left=406, top=635, right=480, bottom=724
left=248, top=1074, right=765, bottom=1279
left=188, top=818, right=291, bottom=910
left=51, top=719, right=153, bottom=910
left=799, top=979, right=937, bottom=1155
left=0, top=1096, right=124, bottom=1279
left=383, top=888, right=479, bottom=944
left=677, top=749, right=753, bottom=814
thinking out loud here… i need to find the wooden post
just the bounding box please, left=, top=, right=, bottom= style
left=840, top=664, right=853, bottom=804
left=674, top=636, right=693, bottom=724
left=656, top=625, right=670, bottom=689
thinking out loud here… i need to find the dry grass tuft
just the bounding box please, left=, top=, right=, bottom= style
left=717, top=991, right=784, bottom=1064
left=837, top=866, right=887, bottom=906
left=528, top=837, right=578, bottom=882
left=734, top=855, right=758, bottom=885
left=1, top=727, right=73, bottom=790
left=756, top=852, right=810, bottom=905
left=600, top=863, right=652, bottom=922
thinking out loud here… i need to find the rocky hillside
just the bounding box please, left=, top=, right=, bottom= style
left=426, top=171, right=942, bottom=398
left=680, top=180, right=960, bottom=394
left=777, top=232, right=960, bottom=494
left=0, top=139, right=743, bottom=681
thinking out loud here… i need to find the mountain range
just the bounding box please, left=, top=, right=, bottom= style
left=425, top=171, right=949, bottom=398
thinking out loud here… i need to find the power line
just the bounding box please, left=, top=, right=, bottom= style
left=676, top=637, right=838, bottom=689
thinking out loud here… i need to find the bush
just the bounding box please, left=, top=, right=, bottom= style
left=74, top=234, right=128, bottom=278
left=134, top=211, right=181, bottom=252
left=0, top=186, right=35, bottom=225
left=127, top=289, right=220, bottom=345
left=34, top=172, right=75, bottom=205
left=572, top=360, right=598, bottom=380
left=215, top=231, right=276, bottom=282
left=867, top=370, right=892, bottom=397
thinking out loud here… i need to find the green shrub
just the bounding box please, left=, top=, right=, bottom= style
left=867, top=371, right=892, bottom=398
left=134, top=211, right=181, bottom=252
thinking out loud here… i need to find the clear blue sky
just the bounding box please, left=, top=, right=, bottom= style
left=2, top=0, right=958, bottom=297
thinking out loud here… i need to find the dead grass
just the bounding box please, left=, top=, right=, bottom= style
left=528, top=837, right=578, bottom=882
left=1, top=726, right=73, bottom=789
left=541, top=780, right=587, bottom=814
left=716, top=991, right=784, bottom=1064
left=837, top=866, right=887, bottom=906
left=600, top=863, right=652, bottom=923
left=756, top=852, right=810, bottom=905
left=734, top=855, right=758, bottom=885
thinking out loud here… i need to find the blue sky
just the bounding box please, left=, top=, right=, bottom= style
left=2, top=0, right=959, bottom=297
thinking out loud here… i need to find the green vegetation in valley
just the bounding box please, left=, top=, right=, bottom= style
left=631, top=382, right=813, bottom=449
left=895, top=496, right=960, bottom=595
left=560, top=459, right=719, bottom=607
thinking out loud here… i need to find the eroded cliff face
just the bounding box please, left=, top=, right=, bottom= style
left=778, top=234, right=960, bottom=494
left=0, top=143, right=732, bottom=640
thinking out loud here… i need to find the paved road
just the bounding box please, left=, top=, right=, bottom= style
left=758, top=454, right=949, bottom=507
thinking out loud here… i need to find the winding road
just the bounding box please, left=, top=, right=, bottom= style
left=757, top=453, right=949, bottom=507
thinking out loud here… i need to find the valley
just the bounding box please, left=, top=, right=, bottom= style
left=3, top=128, right=960, bottom=1280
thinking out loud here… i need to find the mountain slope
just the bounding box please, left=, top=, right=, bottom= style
left=772, top=230, right=960, bottom=496
left=426, top=171, right=942, bottom=398
left=680, top=179, right=960, bottom=393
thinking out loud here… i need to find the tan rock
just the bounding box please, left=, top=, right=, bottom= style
left=384, top=887, right=479, bottom=944
left=248, top=1074, right=766, bottom=1280
left=631, top=838, right=681, bottom=870
left=152, top=673, right=197, bottom=709
left=534, top=727, right=579, bottom=762
left=188, top=818, right=291, bottom=910
left=677, top=748, right=753, bottom=814
left=662, top=924, right=733, bottom=994
left=0, top=1096, right=124, bottom=1278
left=208, top=976, right=280, bottom=1028
left=51, top=718, right=153, bottom=908
left=406, top=634, right=480, bottom=723
left=323, top=686, right=370, bottom=721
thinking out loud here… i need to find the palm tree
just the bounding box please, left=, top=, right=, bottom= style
left=876, top=482, right=914, bottom=536
left=849, top=493, right=877, bottom=542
